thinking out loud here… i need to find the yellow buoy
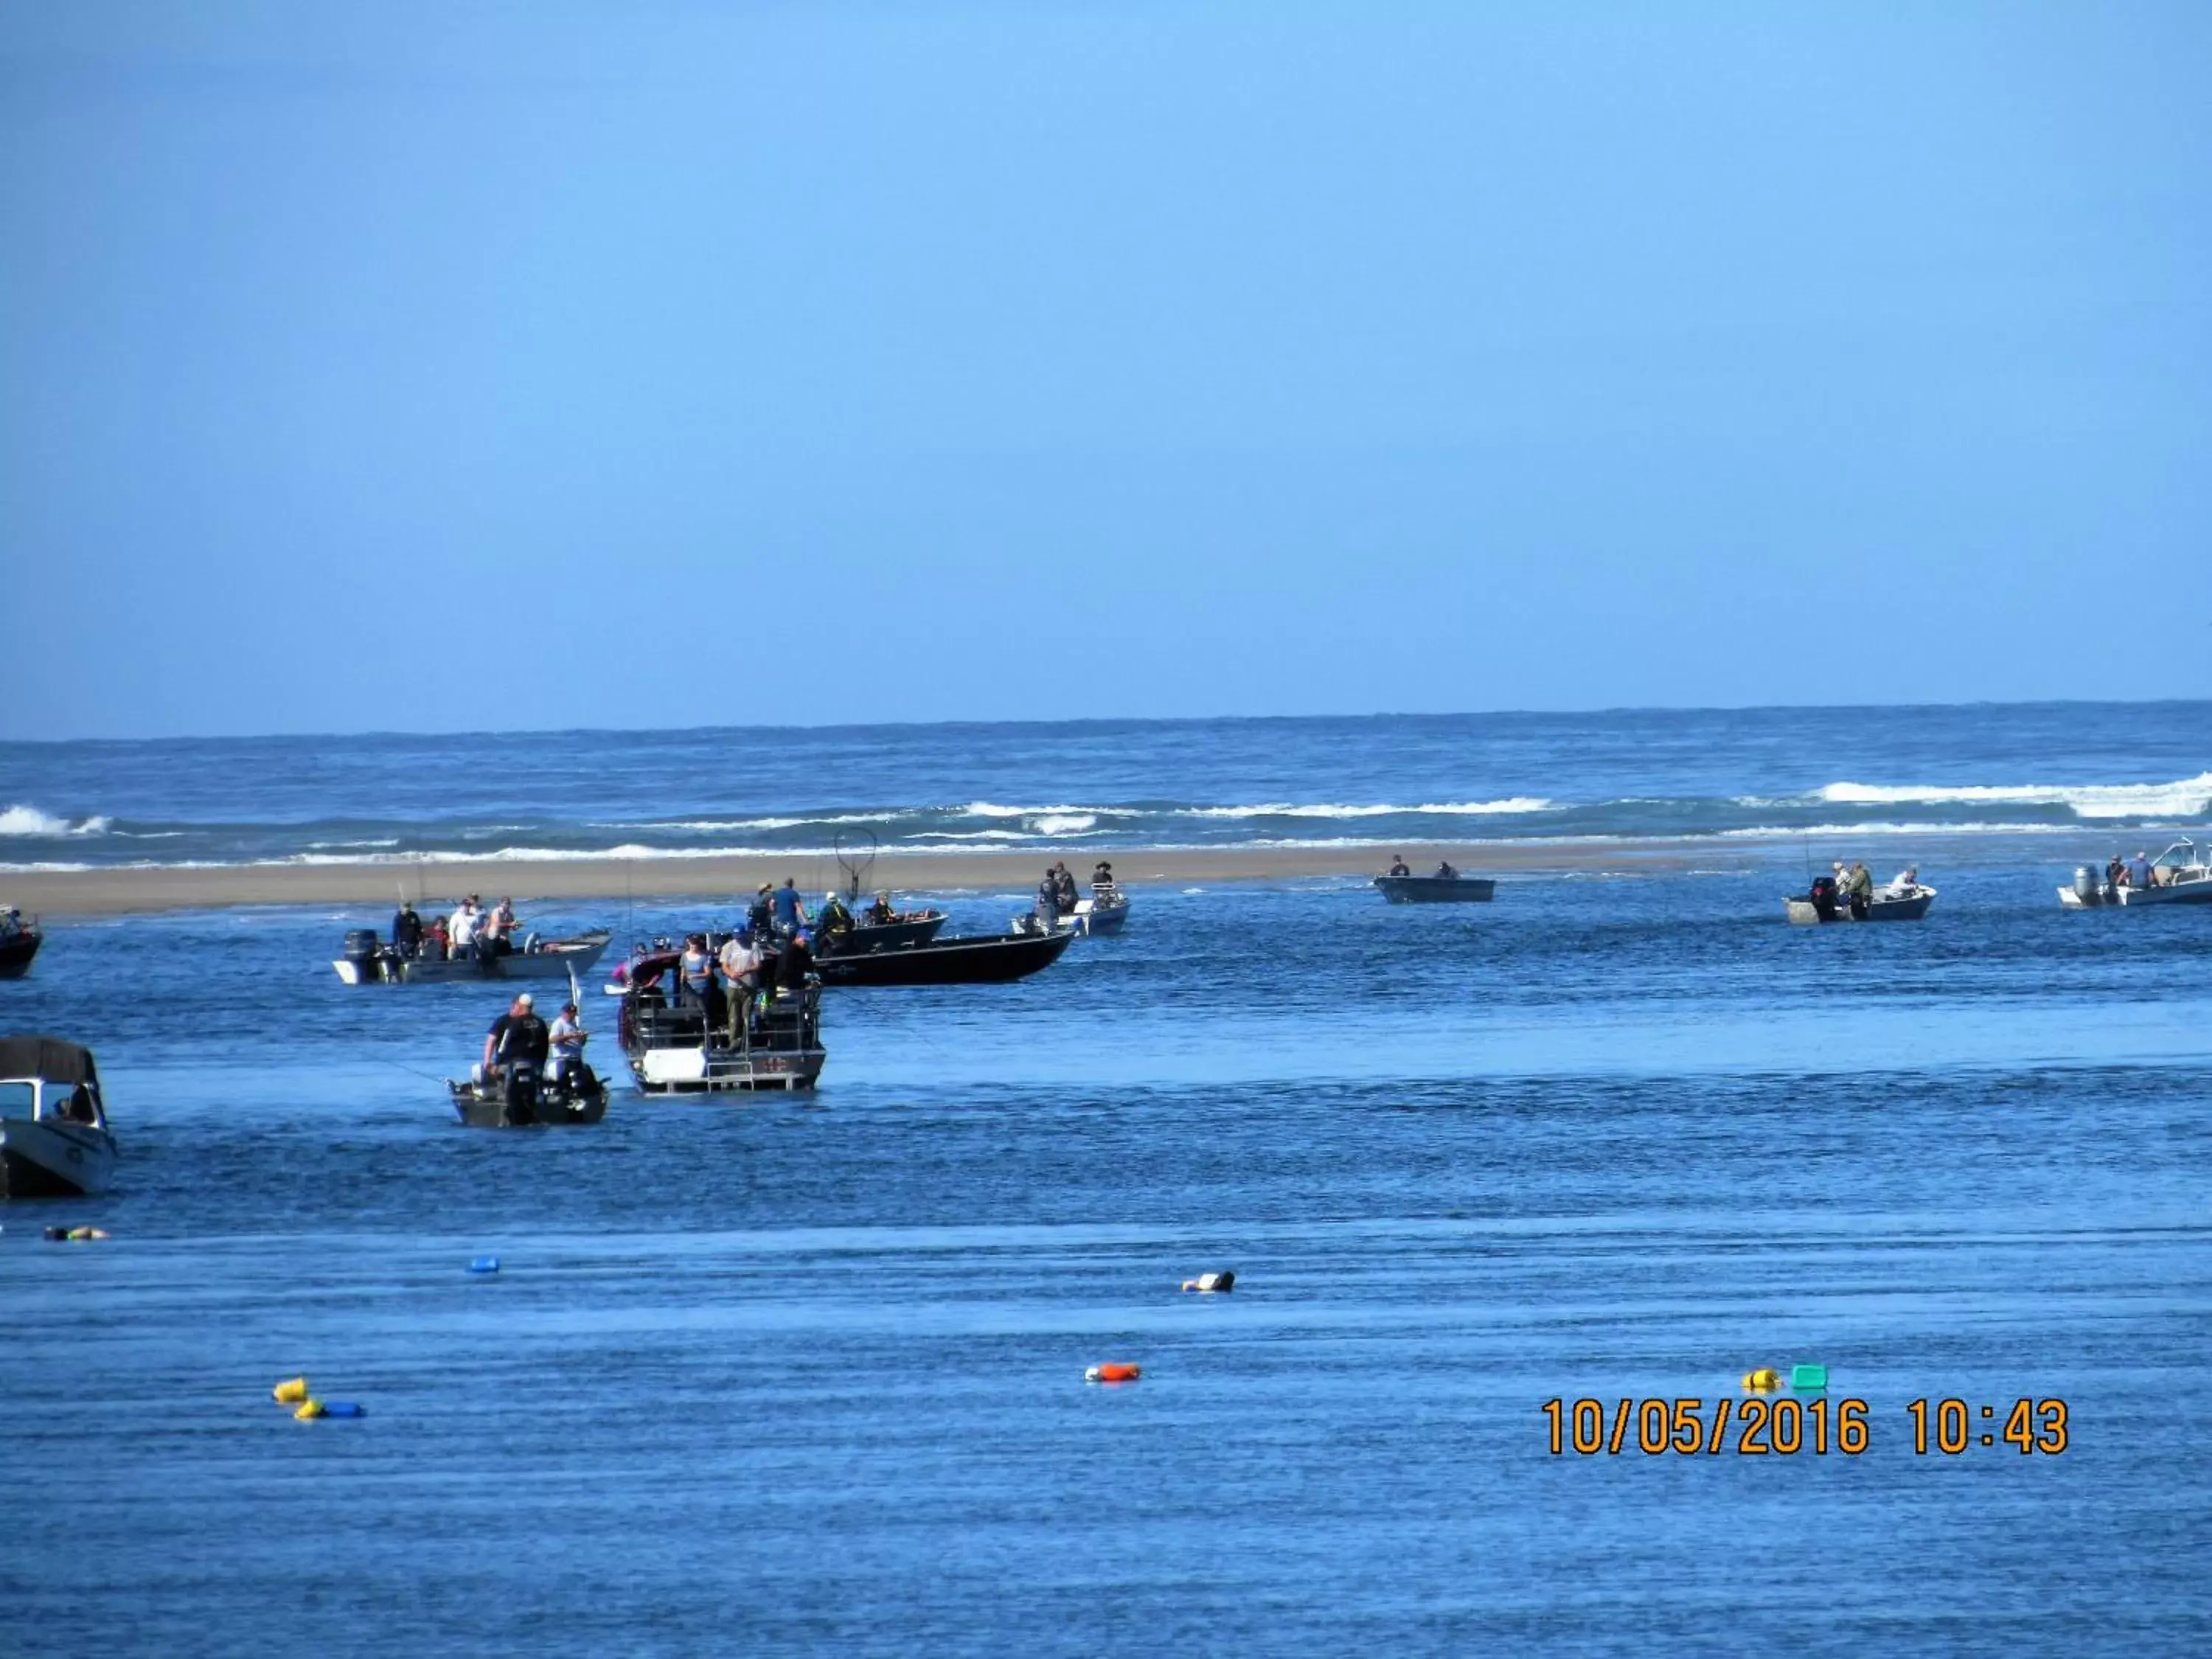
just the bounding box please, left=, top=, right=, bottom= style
left=273, top=1377, right=310, bottom=1404
left=1741, top=1368, right=1781, bottom=1392
left=293, top=1398, right=327, bottom=1420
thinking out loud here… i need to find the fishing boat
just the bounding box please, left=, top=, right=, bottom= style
left=1071, top=888, right=1130, bottom=935
left=1784, top=884, right=1937, bottom=924
left=815, top=923, right=1076, bottom=986
left=840, top=909, right=949, bottom=950
left=2058, top=841, right=2212, bottom=909
left=0, top=909, right=39, bottom=979
left=0, top=1034, right=117, bottom=1198
left=445, top=1061, right=609, bottom=1127
left=612, top=953, right=827, bottom=1092
left=1374, top=872, right=1497, bottom=904
left=333, top=927, right=611, bottom=985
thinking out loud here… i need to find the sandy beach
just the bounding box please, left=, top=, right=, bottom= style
left=1, top=840, right=1781, bottom=918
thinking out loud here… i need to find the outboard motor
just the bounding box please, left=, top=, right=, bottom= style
left=1807, top=874, right=1839, bottom=922
left=2073, top=866, right=2102, bottom=905
left=341, top=928, right=383, bottom=984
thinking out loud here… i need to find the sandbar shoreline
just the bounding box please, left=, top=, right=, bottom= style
left=2, top=840, right=1804, bottom=919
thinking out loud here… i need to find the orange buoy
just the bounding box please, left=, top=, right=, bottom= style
left=1085, top=1362, right=1142, bottom=1384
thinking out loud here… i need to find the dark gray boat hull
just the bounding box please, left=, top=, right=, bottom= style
left=1374, top=874, right=1496, bottom=904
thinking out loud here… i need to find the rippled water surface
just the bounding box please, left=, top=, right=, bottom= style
left=4, top=859, right=2210, bottom=1654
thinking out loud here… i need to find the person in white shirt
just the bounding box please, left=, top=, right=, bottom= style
left=450, top=897, right=481, bottom=959
left=547, top=1001, right=588, bottom=1087
left=1885, top=866, right=1921, bottom=897
left=719, top=929, right=766, bottom=1038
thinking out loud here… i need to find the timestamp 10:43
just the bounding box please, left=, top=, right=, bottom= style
left=1540, top=1397, right=2069, bottom=1456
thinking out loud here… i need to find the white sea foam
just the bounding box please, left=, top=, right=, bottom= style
left=1818, top=773, right=2212, bottom=820
left=1180, top=799, right=1551, bottom=819
left=0, top=804, right=111, bottom=837
left=958, top=802, right=1142, bottom=821
left=1031, top=813, right=1097, bottom=836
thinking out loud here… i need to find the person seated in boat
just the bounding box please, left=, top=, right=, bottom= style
left=818, top=891, right=855, bottom=938
left=0, top=905, right=21, bottom=941
left=484, top=897, right=517, bottom=956
left=2129, top=850, right=2152, bottom=890
left=423, top=913, right=450, bottom=961
left=548, top=1001, right=589, bottom=1089
left=1091, top=861, right=1116, bottom=893
left=864, top=890, right=897, bottom=927
left=1845, top=861, right=1874, bottom=919
left=451, top=896, right=481, bottom=960
left=392, top=900, right=423, bottom=960
left=58, top=1082, right=99, bottom=1125
left=1883, top=866, right=1921, bottom=898
left=1435, top=860, right=1458, bottom=880
left=1388, top=856, right=1410, bottom=877
left=482, top=992, right=549, bottom=1080
left=771, top=878, right=808, bottom=939
left=776, top=928, right=815, bottom=995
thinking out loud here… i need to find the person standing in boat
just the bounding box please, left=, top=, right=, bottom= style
left=548, top=1001, right=589, bottom=1089
left=2107, top=853, right=2128, bottom=894
left=747, top=883, right=776, bottom=939
left=818, top=891, right=855, bottom=939
left=1053, top=862, right=1079, bottom=915
left=1388, top=856, right=1410, bottom=877
left=678, top=933, right=716, bottom=1009
left=2129, top=850, right=2153, bottom=890
left=1845, top=861, right=1875, bottom=919
left=451, top=895, right=482, bottom=961
left=1092, top=861, right=1116, bottom=893
left=391, top=900, right=423, bottom=960
left=1035, top=869, right=1061, bottom=931
left=719, top=927, right=768, bottom=1036
left=1435, top=859, right=1458, bottom=879
left=484, top=897, right=517, bottom=956
left=771, top=878, right=809, bottom=939
left=481, top=992, right=549, bottom=1080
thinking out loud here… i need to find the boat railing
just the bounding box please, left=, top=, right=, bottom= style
left=630, top=984, right=822, bottom=1057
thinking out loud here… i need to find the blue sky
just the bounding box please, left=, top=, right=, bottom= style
left=3, top=1, right=2206, bottom=740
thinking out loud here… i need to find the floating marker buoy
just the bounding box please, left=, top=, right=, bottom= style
left=60, top=1226, right=107, bottom=1241
left=1180, top=1270, right=1235, bottom=1293
left=1085, top=1363, right=1142, bottom=1384
left=1790, top=1363, right=1828, bottom=1391
left=293, top=1399, right=327, bottom=1420
left=272, top=1376, right=310, bottom=1404
left=467, top=1256, right=499, bottom=1274
left=43, top=1225, right=68, bottom=1241
left=320, top=1402, right=366, bottom=1419
left=1741, top=1368, right=1781, bottom=1392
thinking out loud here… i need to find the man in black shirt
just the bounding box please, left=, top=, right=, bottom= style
left=776, top=930, right=815, bottom=994
left=392, top=901, right=424, bottom=960
left=481, top=992, right=550, bottom=1076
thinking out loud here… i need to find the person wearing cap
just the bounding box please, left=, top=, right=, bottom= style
left=776, top=928, right=815, bottom=993
left=390, top=900, right=423, bottom=959
left=1052, top=862, right=1079, bottom=915
left=818, top=890, right=854, bottom=939
left=1035, top=868, right=1060, bottom=931
left=864, top=889, right=897, bottom=927
left=547, top=1000, right=589, bottom=1089
left=482, top=992, right=549, bottom=1079
left=745, top=884, right=775, bottom=939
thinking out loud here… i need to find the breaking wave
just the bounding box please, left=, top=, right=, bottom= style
left=1818, top=773, right=2212, bottom=821
left=0, top=804, right=111, bottom=837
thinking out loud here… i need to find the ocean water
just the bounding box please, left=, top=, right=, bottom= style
left=4, top=702, right=2211, bottom=869
left=4, top=852, right=2210, bottom=1653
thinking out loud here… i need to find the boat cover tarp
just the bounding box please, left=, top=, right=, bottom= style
left=0, top=1033, right=98, bottom=1085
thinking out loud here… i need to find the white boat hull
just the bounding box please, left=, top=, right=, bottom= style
left=1072, top=894, right=1130, bottom=935
left=0, top=1116, right=116, bottom=1197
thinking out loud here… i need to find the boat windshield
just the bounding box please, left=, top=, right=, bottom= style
left=2154, top=840, right=2203, bottom=869
left=0, top=1079, right=34, bottom=1119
